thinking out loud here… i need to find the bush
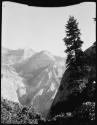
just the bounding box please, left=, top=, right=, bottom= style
left=73, top=102, right=95, bottom=123
left=1, top=98, right=95, bottom=125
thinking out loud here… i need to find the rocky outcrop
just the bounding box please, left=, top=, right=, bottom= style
left=47, top=42, right=96, bottom=119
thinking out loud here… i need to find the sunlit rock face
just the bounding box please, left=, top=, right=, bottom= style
left=1, top=47, right=34, bottom=103
left=14, top=50, right=65, bottom=116
left=23, top=47, right=35, bottom=60
left=47, top=42, right=96, bottom=119
left=1, top=65, right=25, bottom=103
left=1, top=47, right=66, bottom=116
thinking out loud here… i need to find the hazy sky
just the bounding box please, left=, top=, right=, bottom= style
left=2, top=2, right=96, bottom=57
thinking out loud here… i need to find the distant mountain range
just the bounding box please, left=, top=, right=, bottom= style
left=1, top=47, right=66, bottom=116
left=1, top=47, right=35, bottom=65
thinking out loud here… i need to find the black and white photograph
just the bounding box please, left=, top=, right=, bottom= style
left=1, top=0, right=96, bottom=124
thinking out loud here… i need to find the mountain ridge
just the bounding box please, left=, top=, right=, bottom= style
left=1, top=47, right=66, bottom=117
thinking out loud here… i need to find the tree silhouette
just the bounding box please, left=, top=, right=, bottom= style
left=63, top=16, right=83, bottom=66
left=63, top=16, right=84, bottom=90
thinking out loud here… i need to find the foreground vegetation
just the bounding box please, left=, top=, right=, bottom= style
left=1, top=98, right=95, bottom=125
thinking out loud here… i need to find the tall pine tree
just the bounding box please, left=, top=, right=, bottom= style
left=63, top=16, right=83, bottom=66
left=63, top=16, right=84, bottom=90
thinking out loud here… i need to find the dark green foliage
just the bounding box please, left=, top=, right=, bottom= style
left=81, top=80, right=96, bottom=102
left=63, top=16, right=84, bottom=92
left=46, top=102, right=95, bottom=125
left=62, top=17, right=96, bottom=102
left=1, top=98, right=95, bottom=125
left=1, top=98, right=39, bottom=124
left=63, top=16, right=83, bottom=65
left=73, top=102, right=95, bottom=122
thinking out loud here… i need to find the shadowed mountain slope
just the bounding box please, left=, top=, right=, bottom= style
left=47, top=42, right=96, bottom=119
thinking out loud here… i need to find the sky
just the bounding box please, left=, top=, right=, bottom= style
left=2, top=2, right=96, bottom=57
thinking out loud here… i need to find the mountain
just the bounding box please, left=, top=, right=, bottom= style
left=1, top=65, right=23, bottom=103
left=14, top=50, right=55, bottom=75
left=14, top=50, right=66, bottom=116
left=1, top=47, right=66, bottom=117
left=23, top=47, right=35, bottom=60
left=1, top=47, right=35, bottom=65
left=47, top=42, right=96, bottom=119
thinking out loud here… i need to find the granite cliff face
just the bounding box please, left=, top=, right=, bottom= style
left=47, top=42, right=96, bottom=119
left=1, top=47, right=66, bottom=116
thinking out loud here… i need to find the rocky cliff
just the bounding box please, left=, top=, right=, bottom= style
left=1, top=47, right=66, bottom=117
left=47, top=42, right=96, bottom=119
